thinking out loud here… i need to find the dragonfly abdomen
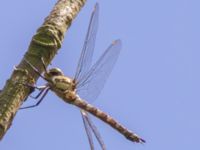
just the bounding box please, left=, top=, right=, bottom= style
left=72, top=95, right=145, bottom=143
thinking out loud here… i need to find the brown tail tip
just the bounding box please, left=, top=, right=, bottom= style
left=126, top=134, right=146, bottom=143
left=139, top=138, right=146, bottom=143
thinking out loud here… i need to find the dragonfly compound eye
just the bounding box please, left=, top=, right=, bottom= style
left=48, top=68, right=64, bottom=76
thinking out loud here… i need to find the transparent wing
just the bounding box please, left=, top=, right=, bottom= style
left=81, top=110, right=95, bottom=150
left=81, top=110, right=106, bottom=150
left=74, top=3, right=99, bottom=82
left=77, top=40, right=122, bottom=102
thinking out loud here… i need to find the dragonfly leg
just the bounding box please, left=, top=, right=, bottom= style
left=24, top=82, right=47, bottom=91
left=19, top=81, right=48, bottom=98
left=29, top=86, right=48, bottom=99
left=20, top=87, right=50, bottom=110
left=41, top=57, right=48, bottom=74
left=23, top=58, right=47, bottom=81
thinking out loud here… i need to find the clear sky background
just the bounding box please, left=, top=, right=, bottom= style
left=0, top=0, right=200, bottom=150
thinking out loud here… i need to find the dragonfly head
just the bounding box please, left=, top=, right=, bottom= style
left=44, top=67, right=76, bottom=92
left=44, top=68, right=64, bottom=79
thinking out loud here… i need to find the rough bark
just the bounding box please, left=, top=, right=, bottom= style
left=0, top=0, right=86, bottom=139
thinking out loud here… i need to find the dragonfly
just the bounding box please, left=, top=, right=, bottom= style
left=21, top=3, right=145, bottom=149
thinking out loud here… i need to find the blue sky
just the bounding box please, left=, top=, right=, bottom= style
left=0, top=0, right=200, bottom=149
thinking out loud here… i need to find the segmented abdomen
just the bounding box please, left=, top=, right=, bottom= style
left=71, top=95, right=145, bottom=143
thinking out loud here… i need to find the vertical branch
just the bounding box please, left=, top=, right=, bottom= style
left=0, top=0, right=86, bottom=139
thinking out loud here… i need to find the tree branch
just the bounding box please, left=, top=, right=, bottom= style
left=0, top=0, right=86, bottom=139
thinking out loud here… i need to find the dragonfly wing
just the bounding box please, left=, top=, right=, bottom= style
left=77, top=40, right=122, bottom=102
left=74, top=3, right=99, bottom=82
left=81, top=110, right=95, bottom=150
left=81, top=110, right=106, bottom=150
